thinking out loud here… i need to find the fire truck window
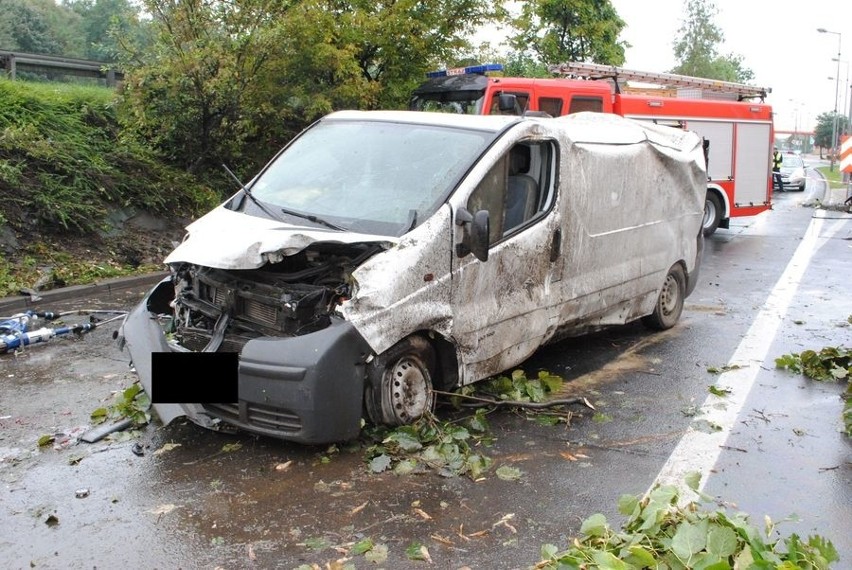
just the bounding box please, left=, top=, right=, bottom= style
left=539, top=97, right=563, bottom=117
left=467, top=141, right=556, bottom=243
left=489, top=92, right=529, bottom=115
left=568, top=96, right=603, bottom=114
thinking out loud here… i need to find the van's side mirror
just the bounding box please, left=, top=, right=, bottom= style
left=455, top=207, right=490, bottom=262
left=498, top=93, right=517, bottom=113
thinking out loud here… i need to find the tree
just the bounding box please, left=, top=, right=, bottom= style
left=509, top=0, right=627, bottom=67
left=814, top=111, right=849, bottom=153
left=117, top=0, right=503, bottom=179
left=66, top=0, right=150, bottom=62
left=0, top=0, right=77, bottom=56
left=671, top=0, right=753, bottom=82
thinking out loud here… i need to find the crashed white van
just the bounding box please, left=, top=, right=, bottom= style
left=119, top=110, right=706, bottom=444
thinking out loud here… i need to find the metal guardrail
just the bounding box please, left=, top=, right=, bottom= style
left=0, top=50, right=123, bottom=86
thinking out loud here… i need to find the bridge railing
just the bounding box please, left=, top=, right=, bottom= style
left=0, top=50, right=123, bottom=87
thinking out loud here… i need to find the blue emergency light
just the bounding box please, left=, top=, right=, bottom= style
left=425, top=63, right=503, bottom=78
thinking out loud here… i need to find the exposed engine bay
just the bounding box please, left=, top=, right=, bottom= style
left=168, top=242, right=384, bottom=353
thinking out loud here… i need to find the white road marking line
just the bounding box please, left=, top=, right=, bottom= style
left=652, top=214, right=846, bottom=496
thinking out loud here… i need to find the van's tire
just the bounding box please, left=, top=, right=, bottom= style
left=365, top=336, right=436, bottom=426
left=642, top=264, right=686, bottom=331
left=702, top=192, right=722, bottom=236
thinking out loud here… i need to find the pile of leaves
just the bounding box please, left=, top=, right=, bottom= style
left=364, top=369, right=570, bottom=479
left=775, top=344, right=851, bottom=436
left=364, top=408, right=494, bottom=479
left=90, top=382, right=152, bottom=428
left=537, top=474, right=839, bottom=569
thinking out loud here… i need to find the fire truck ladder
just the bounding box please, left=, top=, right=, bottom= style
left=548, top=61, right=770, bottom=101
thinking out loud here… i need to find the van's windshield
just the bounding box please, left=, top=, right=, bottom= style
left=247, top=119, right=495, bottom=237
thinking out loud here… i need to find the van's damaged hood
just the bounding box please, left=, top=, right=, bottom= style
left=165, top=206, right=397, bottom=270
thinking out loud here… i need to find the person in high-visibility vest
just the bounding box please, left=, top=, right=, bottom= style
left=772, top=147, right=783, bottom=192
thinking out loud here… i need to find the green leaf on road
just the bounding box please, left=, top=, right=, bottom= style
left=369, top=454, right=392, bottom=473
left=495, top=465, right=523, bottom=481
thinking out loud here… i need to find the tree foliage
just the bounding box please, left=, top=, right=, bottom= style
left=671, top=0, right=753, bottom=82
left=66, top=0, right=150, bottom=61
left=814, top=112, right=849, bottom=150
left=0, top=0, right=71, bottom=55
left=509, top=0, right=626, bottom=66
left=0, top=0, right=147, bottom=62
left=116, top=0, right=501, bottom=180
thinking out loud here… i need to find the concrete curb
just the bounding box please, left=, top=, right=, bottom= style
left=810, top=167, right=850, bottom=208
left=0, top=271, right=167, bottom=315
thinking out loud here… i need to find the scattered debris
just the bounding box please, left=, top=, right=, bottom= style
left=776, top=345, right=851, bottom=436
left=708, top=385, right=733, bottom=397
left=706, top=363, right=743, bottom=374
left=153, top=442, right=182, bottom=455
left=405, top=542, right=432, bottom=563
left=149, top=504, right=178, bottom=516
left=37, top=434, right=55, bottom=448
left=0, top=309, right=127, bottom=354
left=495, top=466, right=523, bottom=481
left=80, top=418, right=133, bottom=443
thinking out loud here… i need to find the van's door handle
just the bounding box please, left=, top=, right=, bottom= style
left=550, top=228, right=562, bottom=262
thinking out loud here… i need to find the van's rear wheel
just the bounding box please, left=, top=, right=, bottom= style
left=365, top=336, right=436, bottom=426
left=642, top=264, right=686, bottom=330
left=702, top=192, right=722, bottom=236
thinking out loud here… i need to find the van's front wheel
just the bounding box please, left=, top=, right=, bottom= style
left=642, top=264, right=686, bottom=330
left=365, top=336, right=436, bottom=426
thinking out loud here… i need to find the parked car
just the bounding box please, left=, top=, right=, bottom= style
left=119, top=110, right=707, bottom=444
left=780, top=152, right=807, bottom=191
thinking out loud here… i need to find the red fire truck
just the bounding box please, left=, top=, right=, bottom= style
left=410, top=62, right=774, bottom=236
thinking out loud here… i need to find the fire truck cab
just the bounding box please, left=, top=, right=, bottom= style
left=410, top=63, right=774, bottom=236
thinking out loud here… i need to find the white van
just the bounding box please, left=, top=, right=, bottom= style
left=119, top=110, right=706, bottom=444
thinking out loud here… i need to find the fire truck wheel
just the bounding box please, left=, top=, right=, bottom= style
left=365, top=335, right=436, bottom=426
left=642, top=263, right=686, bottom=331
left=702, top=192, right=722, bottom=236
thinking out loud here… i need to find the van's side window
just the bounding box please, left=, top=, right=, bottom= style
left=539, top=97, right=563, bottom=117
left=568, top=96, right=603, bottom=113
left=467, top=141, right=556, bottom=244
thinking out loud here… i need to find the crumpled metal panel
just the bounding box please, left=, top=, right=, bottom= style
left=340, top=205, right=454, bottom=356
left=164, top=206, right=396, bottom=270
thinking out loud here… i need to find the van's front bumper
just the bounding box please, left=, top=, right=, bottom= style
left=119, top=279, right=371, bottom=445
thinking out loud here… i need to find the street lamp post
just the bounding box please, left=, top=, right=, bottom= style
left=818, top=28, right=841, bottom=171
left=832, top=57, right=850, bottom=135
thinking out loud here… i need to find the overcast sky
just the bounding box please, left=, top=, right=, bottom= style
left=609, top=0, right=852, bottom=132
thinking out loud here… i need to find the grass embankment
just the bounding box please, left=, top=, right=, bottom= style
left=0, top=80, right=219, bottom=298
left=816, top=165, right=849, bottom=189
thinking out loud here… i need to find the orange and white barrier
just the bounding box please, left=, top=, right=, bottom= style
left=841, top=135, right=852, bottom=173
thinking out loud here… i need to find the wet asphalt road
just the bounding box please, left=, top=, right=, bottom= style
left=1, top=179, right=850, bottom=569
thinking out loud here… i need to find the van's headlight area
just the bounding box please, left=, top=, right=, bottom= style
left=166, top=243, right=380, bottom=352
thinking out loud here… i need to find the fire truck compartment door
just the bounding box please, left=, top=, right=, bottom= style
left=733, top=122, right=772, bottom=206
left=686, top=121, right=733, bottom=181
